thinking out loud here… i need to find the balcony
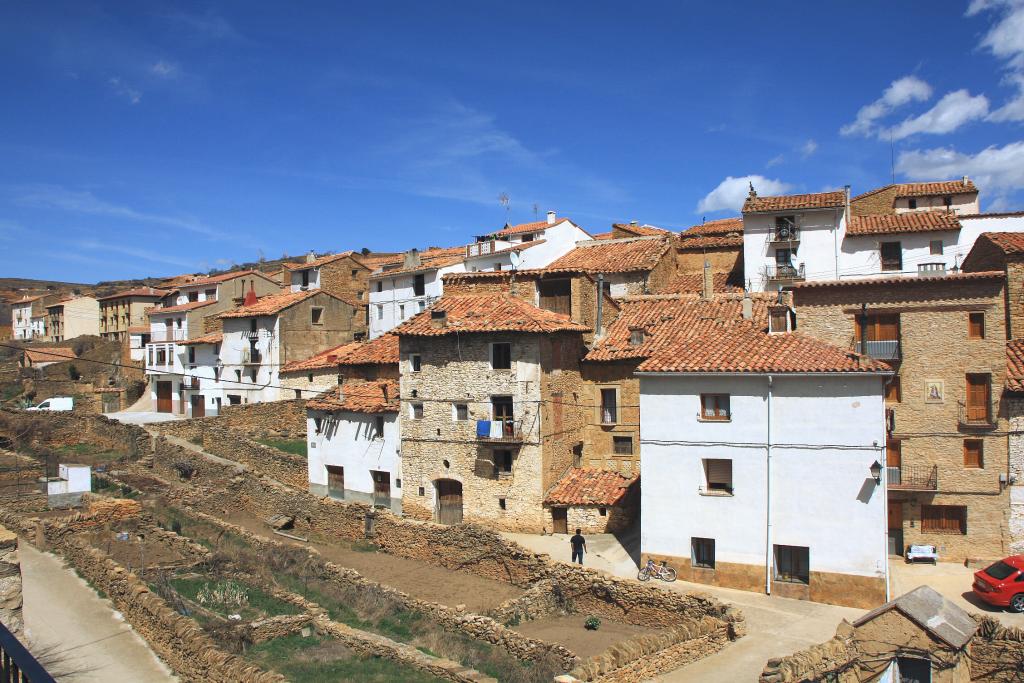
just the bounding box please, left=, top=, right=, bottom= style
left=958, top=401, right=996, bottom=430
left=763, top=264, right=805, bottom=283
left=241, top=348, right=263, bottom=365
left=887, top=465, right=938, bottom=491
left=467, top=240, right=500, bottom=258
left=150, top=330, right=187, bottom=342
left=476, top=418, right=524, bottom=443
left=767, top=227, right=800, bottom=245
left=854, top=339, right=901, bottom=362
left=185, top=376, right=200, bottom=390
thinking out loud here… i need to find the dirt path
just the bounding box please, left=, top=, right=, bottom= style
left=511, top=614, right=648, bottom=659
left=222, top=510, right=523, bottom=613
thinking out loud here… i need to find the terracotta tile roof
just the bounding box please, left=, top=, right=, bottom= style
left=676, top=234, right=744, bottom=249
left=178, top=331, right=223, bottom=346
left=281, top=334, right=399, bottom=373
left=464, top=239, right=547, bottom=261
left=11, top=295, right=46, bottom=304
left=370, top=246, right=468, bottom=278
left=612, top=223, right=671, bottom=237
left=960, top=210, right=1024, bottom=219
left=96, top=287, right=171, bottom=301
left=148, top=299, right=218, bottom=315
left=894, top=180, right=977, bottom=197
left=355, top=252, right=405, bottom=270
left=283, top=251, right=365, bottom=271
left=791, top=271, right=1004, bottom=290
left=585, top=294, right=771, bottom=362
left=307, top=379, right=399, bottom=414
left=846, top=211, right=961, bottom=236
left=592, top=231, right=616, bottom=240
left=127, top=325, right=150, bottom=334
left=24, top=347, right=76, bottom=364
left=682, top=216, right=744, bottom=237
left=218, top=289, right=356, bottom=318
left=743, top=190, right=846, bottom=214
left=176, top=269, right=277, bottom=288
left=976, top=232, right=1024, bottom=255
left=493, top=217, right=575, bottom=237
left=661, top=272, right=743, bottom=295
left=545, top=236, right=671, bottom=274
left=1007, top=341, right=1024, bottom=393
left=395, top=293, right=588, bottom=337
left=545, top=468, right=637, bottom=506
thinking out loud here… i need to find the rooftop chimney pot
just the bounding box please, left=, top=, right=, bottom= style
left=630, top=220, right=638, bottom=226
left=306, top=251, right=316, bottom=264
left=701, top=260, right=713, bottom=300
left=546, top=210, right=556, bottom=225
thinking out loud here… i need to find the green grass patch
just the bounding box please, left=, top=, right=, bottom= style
left=247, top=634, right=440, bottom=683
left=1, top=385, right=23, bottom=402
left=169, top=576, right=299, bottom=619
left=257, top=438, right=307, bottom=457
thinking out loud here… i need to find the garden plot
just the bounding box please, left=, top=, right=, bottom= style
left=245, top=634, right=441, bottom=683
left=511, top=614, right=648, bottom=659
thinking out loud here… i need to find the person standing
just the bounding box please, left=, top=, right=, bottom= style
left=569, top=528, right=586, bottom=565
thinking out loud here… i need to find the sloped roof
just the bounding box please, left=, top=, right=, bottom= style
left=281, top=333, right=399, bottom=373
left=369, top=245, right=468, bottom=278
left=96, top=287, right=171, bottom=301
left=661, top=272, right=743, bottom=295
left=24, top=347, right=76, bottom=364
left=847, top=211, right=961, bottom=236
left=852, top=586, right=977, bottom=649
left=218, top=289, right=356, bottom=318
left=743, top=190, right=846, bottom=214
left=792, top=271, right=1004, bottom=291
left=681, top=216, right=743, bottom=236
left=545, top=236, right=671, bottom=274
left=612, top=223, right=671, bottom=237
left=1007, top=341, right=1024, bottom=393
left=894, top=180, right=977, bottom=198
left=977, top=232, right=1024, bottom=255
left=395, top=293, right=589, bottom=337
left=545, top=468, right=637, bottom=506
left=306, top=380, right=399, bottom=414
left=11, top=294, right=46, bottom=304
left=178, top=331, right=223, bottom=346
left=591, top=231, right=616, bottom=240
left=177, top=269, right=268, bottom=288
left=148, top=299, right=217, bottom=315
left=493, top=217, right=575, bottom=237
left=284, top=251, right=366, bottom=271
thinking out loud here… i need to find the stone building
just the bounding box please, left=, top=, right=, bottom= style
left=1007, top=341, right=1024, bottom=553
left=280, top=332, right=399, bottom=398
left=96, top=287, right=169, bottom=342
left=396, top=293, right=589, bottom=532
left=544, top=235, right=677, bottom=297
left=10, top=293, right=57, bottom=340
left=45, top=295, right=100, bottom=342
left=851, top=178, right=979, bottom=216
left=282, top=251, right=373, bottom=338
left=676, top=216, right=744, bottom=286
left=543, top=467, right=638, bottom=534
left=793, top=271, right=1010, bottom=563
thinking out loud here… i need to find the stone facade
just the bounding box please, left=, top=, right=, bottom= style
left=795, top=276, right=1010, bottom=562
left=850, top=186, right=900, bottom=216
left=675, top=246, right=742, bottom=280
left=578, top=361, right=640, bottom=476
left=399, top=331, right=586, bottom=532
left=0, top=526, right=21, bottom=635
left=1009, top=396, right=1024, bottom=554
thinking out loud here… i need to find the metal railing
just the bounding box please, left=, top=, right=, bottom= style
left=918, top=262, right=947, bottom=276
left=767, top=228, right=800, bottom=244
left=854, top=339, right=901, bottom=361
left=887, top=465, right=938, bottom=491
left=477, top=418, right=524, bottom=443
left=148, top=330, right=187, bottom=342
left=958, top=401, right=996, bottom=429
left=0, top=620, right=56, bottom=682
left=763, top=264, right=805, bottom=282
left=185, top=376, right=200, bottom=390
left=467, top=240, right=500, bottom=257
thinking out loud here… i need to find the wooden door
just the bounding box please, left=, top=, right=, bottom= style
left=888, top=501, right=904, bottom=557
left=326, top=465, right=344, bottom=498
left=886, top=439, right=901, bottom=468
left=538, top=279, right=571, bottom=316
left=191, top=395, right=205, bottom=418
left=436, top=479, right=463, bottom=525
left=855, top=314, right=899, bottom=341
left=888, top=502, right=902, bottom=530
left=371, top=470, right=390, bottom=508
left=551, top=507, right=568, bottom=534
left=966, top=374, right=991, bottom=422
left=156, top=381, right=173, bottom=413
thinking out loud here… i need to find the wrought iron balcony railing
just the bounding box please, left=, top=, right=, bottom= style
left=476, top=418, right=524, bottom=443
left=887, top=465, right=938, bottom=491
left=763, top=264, right=805, bottom=282
left=958, top=401, right=996, bottom=430
left=854, top=339, right=901, bottom=362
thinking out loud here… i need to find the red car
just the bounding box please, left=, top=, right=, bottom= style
left=973, top=556, right=1024, bottom=612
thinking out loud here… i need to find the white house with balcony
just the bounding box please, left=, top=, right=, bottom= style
left=306, top=379, right=401, bottom=512
left=11, top=296, right=42, bottom=340
left=636, top=309, right=892, bottom=609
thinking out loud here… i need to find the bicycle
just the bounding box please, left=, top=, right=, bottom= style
left=637, top=558, right=677, bottom=582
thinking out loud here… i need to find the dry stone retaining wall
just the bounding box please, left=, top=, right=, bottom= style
left=0, top=525, right=22, bottom=635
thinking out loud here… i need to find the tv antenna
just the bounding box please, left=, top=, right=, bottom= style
left=498, top=192, right=510, bottom=222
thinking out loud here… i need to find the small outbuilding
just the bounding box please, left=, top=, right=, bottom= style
left=544, top=467, right=638, bottom=534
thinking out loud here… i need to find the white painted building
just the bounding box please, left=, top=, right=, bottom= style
left=306, top=380, right=401, bottom=512
left=634, top=308, right=892, bottom=608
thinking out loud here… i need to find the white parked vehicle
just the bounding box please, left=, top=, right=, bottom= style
left=26, top=397, right=74, bottom=411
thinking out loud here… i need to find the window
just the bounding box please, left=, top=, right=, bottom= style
left=629, top=329, right=644, bottom=346
left=307, top=373, right=314, bottom=383
left=930, top=240, right=943, bottom=255
left=214, top=366, right=221, bottom=382
left=520, top=233, right=533, bottom=241
left=417, top=300, right=425, bottom=313
left=700, top=394, right=730, bottom=421
left=374, top=415, right=385, bottom=439
left=176, top=318, right=183, bottom=328
left=498, top=497, right=507, bottom=510
left=301, top=271, right=310, bottom=288
left=922, top=505, right=967, bottom=534
left=964, top=439, right=984, bottom=468
left=188, top=291, right=199, bottom=302
left=187, top=347, right=195, bottom=363
left=413, top=274, right=426, bottom=297
left=399, top=304, right=405, bottom=319
left=377, top=305, right=384, bottom=320
left=966, top=374, right=992, bottom=423
left=235, top=369, right=242, bottom=382
left=944, top=195, right=953, bottom=208
left=495, top=449, right=513, bottom=474
left=774, top=545, right=809, bottom=584
left=411, top=402, right=424, bottom=419
left=491, top=342, right=512, bottom=370
left=908, top=198, right=917, bottom=209
left=376, top=281, right=383, bottom=293
left=409, top=354, right=421, bottom=372
left=880, top=242, right=902, bottom=271
left=886, top=376, right=901, bottom=403
left=600, top=388, right=618, bottom=424
left=692, top=537, right=715, bottom=569
left=969, top=312, right=985, bottom=339
left=352, top=269, right=359, bottom=278
left=228, top=394, right=241, bottom=405
left=599, top=507, right=606, bottom=516
left=613, top=436, right=633, bottom=455
left=702, top=459, right=733, bottom=494
left=311, top=307, right=324, bottom=325
left=205, top=289, right=216, bottom=299
left=492, top=395, right=514, bottom=426
left=454, top=403, right=469, bottom=421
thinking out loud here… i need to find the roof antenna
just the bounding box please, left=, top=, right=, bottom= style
left=498, top=192, right=510, bottom=225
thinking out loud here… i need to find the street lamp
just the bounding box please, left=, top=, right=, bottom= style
left=870, top=460, right=882, bottom=484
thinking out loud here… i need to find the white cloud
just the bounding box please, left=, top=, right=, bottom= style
left=840, top=76, right=933, bottom=137
left=75, top=239, right=195, bottom=268
left=895, top=141, right=1024, bottom=192
left=13, top=184, right=222, bottom=239
left=766, top=154, right=785, bottom=168
left=107, top=76, right=141, bottom=104
left=970, top=0, right=1024, bottom=121
left=697, top=175, right=793, bottom=213
left=150, top=61, right=179, bottom=79
left=883, top=89, right=989, bottom=140
left=800, top=139, right=818, bottom=158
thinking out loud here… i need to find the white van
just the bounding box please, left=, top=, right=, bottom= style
left=26, top=397, right=74, bottom=411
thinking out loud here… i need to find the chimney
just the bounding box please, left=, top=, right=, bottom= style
left=403, top=248, right=421, bottom=270
left=596, top=274, right=605, bottom=338
left=844, top=184, right=851, bottom=219
left=243, top=282, right=258, bottom=307
left=742, top=291, right=753, bottom=320
left=748, top=181, right=757, bottom=199
left=306, top=250, right=316, bottom=264
left=963, top=175, right=969, bottom=187
left=546, top=210, right=556, bottom=225
left=382, top=383, right=388, bottom=402
left=429, top=310, right=447, bottom=329
left=701, top=260, right=713, bottom=300
left=630, top=220, right=638, bottom=227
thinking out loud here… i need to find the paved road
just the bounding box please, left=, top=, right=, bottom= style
left=890, top=559, right=1024, bottom=627
left=21, top=543, right=177, bottom=682
left=104, top=411, right=181, bottom=425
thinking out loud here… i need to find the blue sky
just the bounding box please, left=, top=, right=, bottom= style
left=2, top=1, right=1024, bottom=282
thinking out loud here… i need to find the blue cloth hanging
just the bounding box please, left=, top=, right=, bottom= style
left=477, top=420, right=491, bottom=438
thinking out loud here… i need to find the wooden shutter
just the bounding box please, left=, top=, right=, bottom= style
left=921, top=505, right=966, bottom=533
left=964, top=440, right=983, bottom=468
left=966, top=374, right=991, bottom=422
left=886, top=439, right=902, bottom=468
left=885, top=377, right=901, bottom=403
left=969, top=313, right=985, bottom=339
left=705, top=459, right=732, bottom=488
left=538, top=279, right=571, bottom=316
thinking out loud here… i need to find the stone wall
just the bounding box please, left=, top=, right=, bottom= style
left=198, top=430, right=307, bottom=489
left=158, top=399, right=307, bottom=440
left=579, top=361, right=640, bottom=476
left=1009, top=396, right=1024, bottom=554
left=850, top=186, right=898, bottom=216
left=0, top=407, right=151, bottom=458
left=316, top=255, right=370, bottom=337
left=0, top=526, right=22, bottom=635
left=967, top=617, right=1024, bottom=682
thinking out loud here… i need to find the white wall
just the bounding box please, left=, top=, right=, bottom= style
left=289, top=267, right=320, bottom=292
left=743, top=208, right=845, bottom=292
left=517, top=220, right=592, bottom=270
left=960, top=214, right=1024, bottom=262
left=894, top=191, right=978, bottom=215
left=172, top=283, right=219, bottom=305
left=12, top=303, right=33, bottom=339
left=640, top=373, right=887, bottom=581
left=368, top=262, right=465, bottom=338
left=307, top=410, right=401, bottom=510
left=216, top=316, right=282, bottom=404
left=839, top=230, right=961, bottom=279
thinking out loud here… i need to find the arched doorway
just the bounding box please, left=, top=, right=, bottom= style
left=435, top=479, right=463, bottom=525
